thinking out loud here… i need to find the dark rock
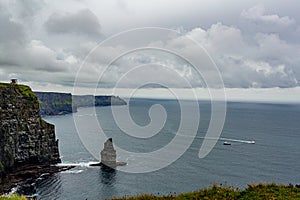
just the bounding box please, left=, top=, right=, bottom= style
left=0, top=164, right=74, bottom=195
left=17, top=181, right=36, bottom=196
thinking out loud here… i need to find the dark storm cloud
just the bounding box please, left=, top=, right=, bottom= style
left=45, top=9, right=102, bottom=37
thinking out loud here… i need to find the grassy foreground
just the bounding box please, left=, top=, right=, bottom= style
left=0, top=195, right=26, bottom=200
left=1, top=183, right=300, bottom=199
left=112, top=183, right=300, bottom=200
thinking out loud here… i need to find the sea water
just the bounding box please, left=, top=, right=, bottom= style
left=24, top=99, right=300, bottom=200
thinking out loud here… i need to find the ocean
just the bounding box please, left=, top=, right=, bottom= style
left=20, top=99, right=300, bottom=199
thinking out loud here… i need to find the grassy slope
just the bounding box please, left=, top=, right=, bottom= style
left=0, top=195, right=26, bottom=200
left=0, top=83, right=36, bottom=99
left=0, top=184, right=300, bottom=199
left=111, top=184, right=300, bottom=200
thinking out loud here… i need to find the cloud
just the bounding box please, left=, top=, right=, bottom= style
left=9, top=0, right=45, bottom=19
left=183, top=22, right=299, bottom=88
left=0, top=9, right=26, bottom=45
left=42, top=20, right=300, bottom=89
left=241, top=4, right=295, bottom=27
left=45, top=9, right=102, bottom=37
left=187, top=23, right=245, bottom=55
left=218, top=57, right=298, bottom=88
left=0, top=5, right=78, bottom=84
left=0, top=1, right=299, bottom=91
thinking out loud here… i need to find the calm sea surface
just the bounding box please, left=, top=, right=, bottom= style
left=26, top=99, right=300, bottom=199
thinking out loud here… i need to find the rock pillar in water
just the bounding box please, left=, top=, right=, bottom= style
left=100, top=138, right=116, bottom=168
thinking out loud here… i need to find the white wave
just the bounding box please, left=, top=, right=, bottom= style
left=61, top=169, right=85, bottom=174
left=57, top=161, right=99, bottom=167
left=3, top=186, right=19, bottom=196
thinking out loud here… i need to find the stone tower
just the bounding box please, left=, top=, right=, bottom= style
left=11, top=79, right=17, bottom=84
left=100, top=138, right=117, bottom=168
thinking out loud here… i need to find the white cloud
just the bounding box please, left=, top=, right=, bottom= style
left=184, top=22, right=299, bottom=88
left=241, top=4, right=295, bottom=27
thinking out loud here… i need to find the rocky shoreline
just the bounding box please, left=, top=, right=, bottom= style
left=0, top=164, right=74, bottom=195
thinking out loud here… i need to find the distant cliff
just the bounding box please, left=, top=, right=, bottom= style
left=73, top=95, right=127, bottom=107
left=35, top=92, right=76, bottom=116
left=34, top=92, right=127, bottom=116
left=0, top=83, right=61, bottom=179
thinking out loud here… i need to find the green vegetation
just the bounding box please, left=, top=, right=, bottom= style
left=1, top=183, right=299, bottom=199
left=16, top=85, right=36, bottom=99
left=0, top=195, right=27, bottom=200
left=0, top=83, right=35, bottom=99
left=0, top=83, right=11, bottom=88
left=35, top=92, right=74, bottom=115
left=111, top=184, right=300, bottom=200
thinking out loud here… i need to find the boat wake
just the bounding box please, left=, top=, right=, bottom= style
left=172, top=132, right=255, bottom=144
left=197, top=136, right=255, bottom=144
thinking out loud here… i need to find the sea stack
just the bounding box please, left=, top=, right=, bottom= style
left=101, top=138, right=117, bottom=168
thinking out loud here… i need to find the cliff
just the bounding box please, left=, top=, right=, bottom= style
left=35, top=92, right=77, bottom=116
left=34, top=92, right=126, bottom=116
left=0, top=83, right=61, bottom=179
left=73, top=95, right=127, bottom=107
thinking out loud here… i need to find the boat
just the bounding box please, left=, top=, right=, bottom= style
left=223, top=141, right=231, bottom=145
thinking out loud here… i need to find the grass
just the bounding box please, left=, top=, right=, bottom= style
left=0, top=195, right=27, bottom=200
left=16, top=85, right=36, bottom=99
left=0, top=82, right=36, bottom=99
left=1, top=183, right=300, bottom=199
left=111, top=183, right=300, bottom=200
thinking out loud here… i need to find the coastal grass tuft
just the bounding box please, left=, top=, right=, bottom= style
left=0, top=82, right=35, bottom=99
left=16, top=85, right=36, bottom=99
left=111, top=183, right=300, bottom=200
left=0, top=195, right=27, bottom=200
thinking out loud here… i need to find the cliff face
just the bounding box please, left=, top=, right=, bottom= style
left=0, top=83, right=61, bottom=178
left=35, top=92, right=126, bottom=116
left=73, top=95, right=127, bottom=107
left=35, top=92, right=77, bottom=116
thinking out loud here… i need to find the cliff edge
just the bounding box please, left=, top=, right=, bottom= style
left=0, top=83, right=61, bottom=179
left=35, top=92, right=76, bottom=116
left=34, top=92, right=127, bottom=116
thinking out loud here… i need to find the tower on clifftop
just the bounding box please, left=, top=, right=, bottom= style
left=11, top=79, right=18, bottom=84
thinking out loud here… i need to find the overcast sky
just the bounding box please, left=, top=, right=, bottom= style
left=0, top=0, right=300, bottom=101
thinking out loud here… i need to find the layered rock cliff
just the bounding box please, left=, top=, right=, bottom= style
left=35, top=92, right=76, bottom=116
left=0, top=83, right=61, bottom=179
left=73, top=95, right=127, bottom=107
left=34, top=92, right=127, bottom=116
